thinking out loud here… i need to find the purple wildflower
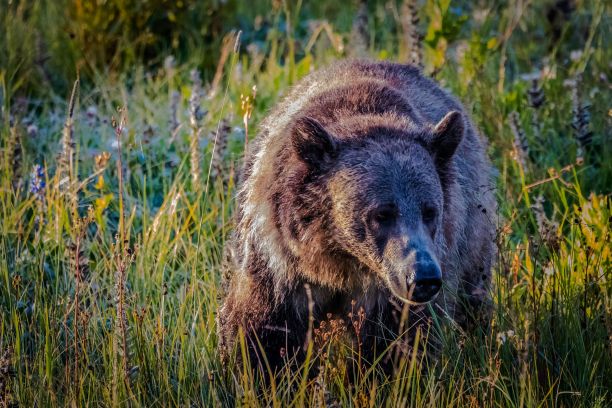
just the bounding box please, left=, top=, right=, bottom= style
left=29, top=164, right=45, bottom=199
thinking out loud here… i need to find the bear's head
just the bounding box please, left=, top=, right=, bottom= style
left=281, top=111, right=464, bottom=304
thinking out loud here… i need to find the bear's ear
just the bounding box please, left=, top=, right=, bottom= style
left=292, top=116, right=338, bottom=168
left=429, top=111, right=464, bottom=162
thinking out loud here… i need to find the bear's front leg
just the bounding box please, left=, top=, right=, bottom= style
left=217, top=270, right=308, bottom=374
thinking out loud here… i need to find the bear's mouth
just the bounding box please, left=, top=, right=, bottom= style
left=387, top=277, right=442, bottom=305
left=395, top=290, right=440, bottom=306
left=407, top=277, right=442, bottom=304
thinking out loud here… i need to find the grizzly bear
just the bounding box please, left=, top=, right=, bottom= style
left=217, top=60, right=496, bottom=373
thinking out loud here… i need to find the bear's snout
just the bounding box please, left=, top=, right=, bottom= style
left=408, top=261, right=442, bottom=303
left=385, top=241, right=443, bottom=304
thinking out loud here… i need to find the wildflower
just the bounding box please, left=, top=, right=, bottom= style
left=569, top=50, right=583, bottom=61
left=400, top=0, right=422, bottom=67
left=166, top=57, right=179, bottom=132
left=0, top=347, right=15, bottom=407
left=113, top=237, right=137, bottom=378
left=169, top=90, right=180, bottom=134
left=519, top=70, right=541, bottom=82
left=29, top=164, right=46, bottom=199
left=527, top=78, right=545, bottom=142
left=240, top=86, right=256, bottom=147
left=541, top=63, right=556, bottom=80
left=473, top=8, right=489, bottom=24
left=164, top=55, right=176, bottom=73
left=528, top=78, right=545, bottom=109
left=246, top=43, right=261, bottom=59
left=496, top=330, right=515, bottom=346
left=8, top=125, right=23, bottom=185
left=210, top=119, right=232, bottom=183
left=58, top=79, right=79, bottom=184
left=94, top=152, right=111, bottom=170
left=26, top=123, right=39, bottom=137
left=142, top=124, right=156, bottom=143
left=543, top=261, right=554, bottom=277
left=569, top=74, right=593, bottom=160
left=531, top=195, right=546, bottom=229
left=509, top=111, right=529, bottom=170
left=86, top=105, right=98, bottom=118
left=189, top=69, right=206, bottom=190
left=189, top=69, right=205, bottom=128
left=15, top=248, right=34, bottom=266
left=531, top=195, right=559, bottom=248
left=29, top=164, right=47, bottom=230
left=84, top=105, right=98, bottom=129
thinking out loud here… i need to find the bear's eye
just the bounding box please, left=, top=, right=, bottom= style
left=421, top=205, right=437, bottom=224
left=371, top=204, right=398, bottom=227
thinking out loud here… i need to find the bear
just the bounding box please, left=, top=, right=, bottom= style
left=217, top=60, right=496, bottom=374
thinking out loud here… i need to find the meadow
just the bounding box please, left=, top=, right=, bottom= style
left=0, top=0, right=610, bottom=406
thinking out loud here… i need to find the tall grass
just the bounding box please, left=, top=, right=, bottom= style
left=0, top=0, right=610, bottom=406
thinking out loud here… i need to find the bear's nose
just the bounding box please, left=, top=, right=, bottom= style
left=408, top=262, right=442, bottom=303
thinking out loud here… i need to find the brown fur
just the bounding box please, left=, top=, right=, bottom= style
left=217, top=60, right=497, bottom=373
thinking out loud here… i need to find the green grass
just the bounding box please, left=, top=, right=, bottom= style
left=1, top=0, right=610, bottom=406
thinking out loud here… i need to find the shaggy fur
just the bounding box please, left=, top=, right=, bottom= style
left=217, top=60, right=496, bottom=373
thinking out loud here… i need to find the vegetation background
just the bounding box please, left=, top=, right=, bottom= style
left=0, top=0, right=610, bottom=406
